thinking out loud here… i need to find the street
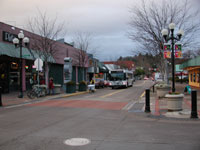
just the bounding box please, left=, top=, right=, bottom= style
left=0, top=80, right=200, bottom=150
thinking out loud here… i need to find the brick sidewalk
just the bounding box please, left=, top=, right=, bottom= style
left=149, top=83, right=200, bottom=119
left=0, top=90, right=88, bottom=107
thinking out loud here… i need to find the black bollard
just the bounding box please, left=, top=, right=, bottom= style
left=191, top=90, right=198, bottom=119
left=145, top=89, right=151, bottom=113
left=152, top=85, right=155, bottom=93
left=0, top=87, right=2, bottom=107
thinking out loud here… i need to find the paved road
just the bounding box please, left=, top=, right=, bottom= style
left=0, top=80, right=200, bottom=150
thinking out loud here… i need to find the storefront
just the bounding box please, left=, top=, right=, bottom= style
left=0, top=28, right=55, bottom=93
left=180, top=56, right=200, bottom=88
left=0, top=39, right=37, bottom=93
left=0, top=22, right=89, bottom=93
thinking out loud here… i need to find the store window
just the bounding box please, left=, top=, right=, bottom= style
left=0, top=62, right=9, bottom=93
left=190, top=73, right=193, bottom=82
left=197, top=73, right=200, bottom=83
left=193, top=73, right=196, bottom=82
left=9, top=61, right=19, bottom=90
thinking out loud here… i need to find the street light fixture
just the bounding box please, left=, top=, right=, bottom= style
left=13, top=32, right=30, bottom=98
left=161, top=23, right=184, bottom=92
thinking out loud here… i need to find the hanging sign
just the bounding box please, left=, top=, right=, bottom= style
left=163, top=43, right=171, bottom=59
left=164, top=51, right=171, bottom=59
left=34, top=58, right=43, bottom=71
left=175, top=43, right=182, bottom=58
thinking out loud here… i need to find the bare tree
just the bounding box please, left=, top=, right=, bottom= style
left=72, top=32, right=94, bottom=67
left=128, top=0, right=200, bottom=74
left=27, top=9, right=66, bottom=86
left=182, top=50, right=197, bottom=59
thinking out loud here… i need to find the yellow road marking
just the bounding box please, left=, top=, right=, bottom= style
left=100, top=89, right=125, bottom=98
left=140, top=91, right=145, bottom=98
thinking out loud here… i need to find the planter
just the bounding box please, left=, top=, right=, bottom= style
left=54, top=84, right=61, bottom=94
left=156, top=87, right=171, bottom=98
left=66, top=84, right=76, bottom=93
left=165, top=93, right=184, bottom=111
left=79, top=84, right=87, bottom=91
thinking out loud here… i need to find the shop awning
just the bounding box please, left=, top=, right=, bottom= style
left=0, top=42, right=55, bottom=63
left=180, top=56, right=200, bottom=70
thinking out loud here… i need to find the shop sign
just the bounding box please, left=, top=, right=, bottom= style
left=2, top=31, right=17, bottom=43
left=64, top=57, right=72, bottom=83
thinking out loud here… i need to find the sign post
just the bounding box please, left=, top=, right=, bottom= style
left=34, top=58, right=43, bottom=85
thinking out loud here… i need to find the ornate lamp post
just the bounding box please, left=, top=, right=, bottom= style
left=13, top=32, right=29, bottom=98
left=161, top=23, right=184, bottom=92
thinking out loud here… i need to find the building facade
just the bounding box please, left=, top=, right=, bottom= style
left=180, top=56, right=200, bottom=88
left=0, top=22, right=88, bottom=93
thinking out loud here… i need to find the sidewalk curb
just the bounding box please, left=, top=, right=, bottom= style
left=61, top=91, right=89, bottom=98
left=1, top=91, right=89, bottom=109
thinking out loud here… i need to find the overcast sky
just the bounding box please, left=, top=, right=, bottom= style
left=0, top=0, right=142, bottom=61
left=0, top=0, right=199, bottom=61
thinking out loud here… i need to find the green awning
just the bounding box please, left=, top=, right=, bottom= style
left=180, top=56, right=200, bottom=69
left=176, top=65, right=183, bottom=72
left=0, top=42, right=55, bottom=63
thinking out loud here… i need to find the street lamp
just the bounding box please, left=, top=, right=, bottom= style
left=13, top=31, right=30, bottom=98
left=161, top=23, right=184, bottom=92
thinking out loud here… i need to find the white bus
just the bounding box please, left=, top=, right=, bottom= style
left=109, top=69, right=134, bottom=89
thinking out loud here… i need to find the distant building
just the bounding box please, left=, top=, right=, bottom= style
left=103, top=61, right=135, bottom=71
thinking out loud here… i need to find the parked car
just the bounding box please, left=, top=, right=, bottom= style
left=104, top=80, right=110, bottom=87
left=95, top=78, right=104, bottom=88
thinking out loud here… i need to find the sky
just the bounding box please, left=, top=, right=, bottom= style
left=0, top=0, right=199, bottom=61
left=0, top=0, right=142, bottom=61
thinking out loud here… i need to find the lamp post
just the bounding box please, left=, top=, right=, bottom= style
left=13, top=32, right=29, bottom=98
left=161, top=23, right=184, bottom=92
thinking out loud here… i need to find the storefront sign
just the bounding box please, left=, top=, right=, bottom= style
left=2, top=31, right=17, bottom=43
left=64, top=57, right=72, bottom=83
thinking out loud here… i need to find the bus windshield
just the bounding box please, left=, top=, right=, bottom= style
left=110, top=72, right=125, bottom=81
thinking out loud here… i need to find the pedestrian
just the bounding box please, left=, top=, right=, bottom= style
left=90, top=78, right=95, bottom=85
left=89, top=78, right=95, bottom=92
left=49, top=77, right=54, bottom=95
left=40, top=77, right=45, bottom=85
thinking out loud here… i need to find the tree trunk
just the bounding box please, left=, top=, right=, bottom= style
left=44, top=62, right=49, bottom=89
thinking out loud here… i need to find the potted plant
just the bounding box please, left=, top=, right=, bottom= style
left=78, top=80, right=87, bottom=91
left=66, top=81, right=76, bottom=93
left=165, top=92, right=184, bottom=111
left=155, top=83, right=171, bottom=98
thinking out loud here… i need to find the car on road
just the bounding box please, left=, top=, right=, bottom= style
left=95, top=78, right=104, bottom=88
left=104, top=80, right=109, bottom=87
